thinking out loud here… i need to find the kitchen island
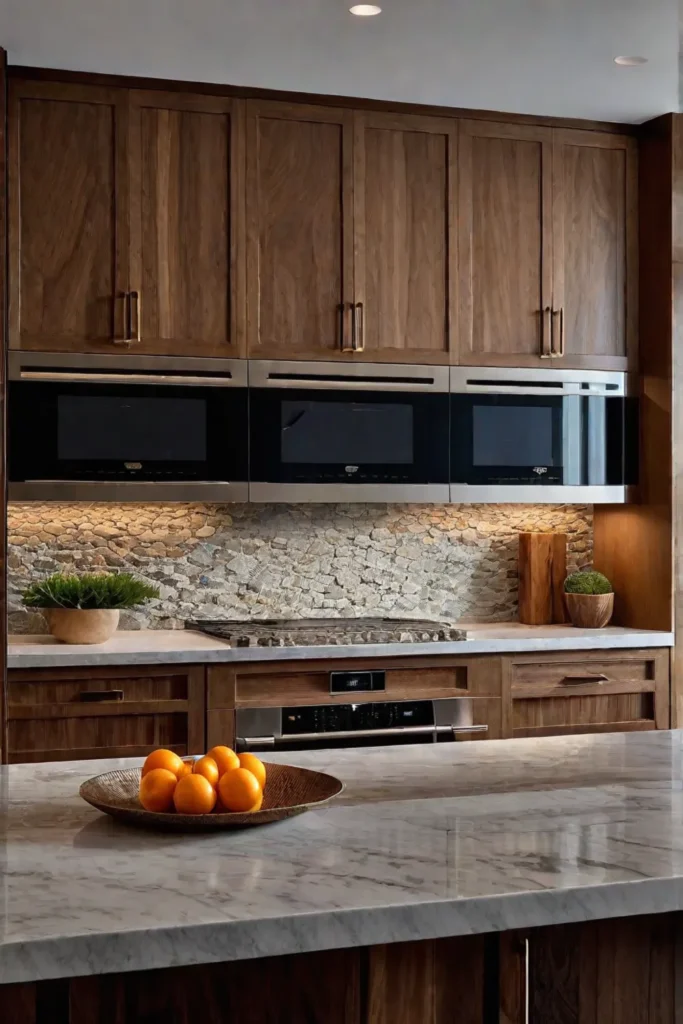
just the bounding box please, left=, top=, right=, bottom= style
left=3, top=731, right=683, bottom=1021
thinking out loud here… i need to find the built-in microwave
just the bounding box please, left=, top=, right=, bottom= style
left=449, top=367, right=638, bottom=503
left=8, top=353, right=249, bottom=502
left=249, top=360, right=450, bottom=502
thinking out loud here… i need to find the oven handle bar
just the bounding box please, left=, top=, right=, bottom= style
left=17, top=371, right=237, bottom=387
left=238, top=723, right=489, bottom=749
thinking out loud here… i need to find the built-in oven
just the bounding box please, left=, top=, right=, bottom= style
left=236, top=669, right=487, bottom=751
left=450, top=367, right=638, bottom=503
left=249, top=360, right=450, bottom=502
left=8, top=352, right=249, bottom=502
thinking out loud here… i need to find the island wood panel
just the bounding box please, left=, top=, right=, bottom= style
left=352, top=112, right=457, bottom=364
left=457, top=120, right=552, bottom=366
left=5, top=664, right=205, bottom=763
left=128, top=90, right=244, bottom=357
left=245, top=100, right=354, bottom=360
left=551, top=129, right=637, bottom=369
left=7, top=79, right=129, bottom=352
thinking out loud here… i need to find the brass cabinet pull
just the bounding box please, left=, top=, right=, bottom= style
left=340, top=303, right=353, bottom=352
left=540, top=306, right=552, bottom=358
left=552, top=308, right=565, bottom=357
left=353, top=302, right=365, bottom=352
left=129, top=291, right=142, bottom=344
left=114, top=292, right=131, bottom=346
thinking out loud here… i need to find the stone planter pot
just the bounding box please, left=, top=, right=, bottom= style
left=44, top=608, right=120, bottom=645
left=564, top=592, right=614, bottom=629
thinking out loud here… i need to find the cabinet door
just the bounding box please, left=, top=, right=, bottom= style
left=6, top=664, right=205, bottom=763
left=245, top=101, right=354, bottom=360
left=128, top=91, right=243, bottom=357
left=352, top=112, right=457, bottom=364
left=8, top=81, right=128, bottom=353
left=458, top=121, right=553, bottom=366
left=551, top=130, right=637, bottom=369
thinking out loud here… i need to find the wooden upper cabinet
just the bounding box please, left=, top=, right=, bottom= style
left=551, top=130, right=637, bottom=368
left=245, top=101, right=354, bottom=360
left=127, top=91, right=244, bottom=357
left=8, top=81, right=128, bottom=353
left=352, top=112, right=457, bottom=364
left=458, top=121, right=552, bottom=366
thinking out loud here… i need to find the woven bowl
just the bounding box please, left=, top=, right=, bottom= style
left=80, top=762, right=344, bottom=831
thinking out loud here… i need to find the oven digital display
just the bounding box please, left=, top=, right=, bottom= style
left=281, top=701, right=434, bottom=735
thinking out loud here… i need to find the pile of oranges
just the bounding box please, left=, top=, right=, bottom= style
left=139, top=746, right=266, bottom=815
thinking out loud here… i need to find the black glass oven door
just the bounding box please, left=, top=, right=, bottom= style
left=9, top=381, right=248, bottom=483
left=250, top=388, right=449, bottom=484
left=451, top=394, right=631, bottom=486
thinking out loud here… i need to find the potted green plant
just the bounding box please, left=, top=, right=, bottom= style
left=22, top=572, right=160, bottom=645
left=563, top=570, right=614, bottom=629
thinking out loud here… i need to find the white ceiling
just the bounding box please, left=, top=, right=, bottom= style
left=0, top=0, right=678, bottom=123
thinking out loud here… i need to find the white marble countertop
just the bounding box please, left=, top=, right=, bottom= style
left=6, top=623, right=673, bottom=669
left=3, top=730, right=683, bottom=984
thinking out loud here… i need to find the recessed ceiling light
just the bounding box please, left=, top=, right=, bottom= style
left=614, top=56, right=648, bottom=66
left=350, top=4, right=382, bottom=15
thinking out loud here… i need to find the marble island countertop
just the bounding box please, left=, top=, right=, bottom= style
left=7, top=622, right=674, bottom=669
left=3, top=730, right=683, bottom=984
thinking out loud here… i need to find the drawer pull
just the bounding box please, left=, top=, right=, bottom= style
left=560, top=674, right=609, bottom=686
left=78, top=689, right=125, bottom=702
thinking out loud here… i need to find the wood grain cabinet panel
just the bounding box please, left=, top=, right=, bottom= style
left=5, top=664, right=206, bottom=763
left=8, top=80, right=128, bottom=353
left=128, top=91, right=244, bottom=357
left=506, top=649, right=669, bottom=739
left=552, top=130, right=637, bottom=368
left=353, top=112, right=457, bottom=363
left=458, top=121, right=552, bottom=366
left=245, top=100, right=354, bottom=360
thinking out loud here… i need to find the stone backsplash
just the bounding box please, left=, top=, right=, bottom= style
left=7, top=503, right=592, bottom=632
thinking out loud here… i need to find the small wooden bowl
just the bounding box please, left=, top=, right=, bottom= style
left=80, top=763, right=344, bottom=831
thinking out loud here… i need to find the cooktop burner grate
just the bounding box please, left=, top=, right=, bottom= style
left=186, top=617, right=467, bottom=648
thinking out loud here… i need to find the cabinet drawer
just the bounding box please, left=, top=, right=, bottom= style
left=508, top=649, right=669, bottom=738
left=510, top=654, right=656, bottom=698
left=209, top=662, right=474, bottom=709
left=6, top=665, right=206, bottom=763
left=512, top=693, right=655, bottom=739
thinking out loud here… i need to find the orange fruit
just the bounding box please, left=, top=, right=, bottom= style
left=176, top=760, right=194, bottom=779
left=218, top=767, right=262, bottom=812
left=173, top=773, right=217, bottom=815
left=207, top=745, right=240, bottom=777
left=142, top=748, right=184, bottom=779
left=238, top=753, right=267, bottom=790
left=250, top=793, right=263, bottom=812
left=193, top=755, right=220, bottom=788
left=139, top=768, right=177, bottom=812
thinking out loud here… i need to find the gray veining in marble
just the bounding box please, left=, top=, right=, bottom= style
left=6, top=623, right=674, bottom=670
left=3, top=730, right=683, bottom=984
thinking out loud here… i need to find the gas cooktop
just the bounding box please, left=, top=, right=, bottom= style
left=186, top=617, right=467, bottom=648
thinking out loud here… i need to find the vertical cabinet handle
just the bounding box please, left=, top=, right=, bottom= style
left=540, top=307, right=552, bottom=358
left=130, top=291, right=142, bottom=344
left=340, top=303, right=354, bottom=352
left=552, top=308, right=564, bottom=357
left=523, top=937, right=530, bottom=1024
left=353, top=302, right=364, bottom=352
left=114, top=292, right=131, bottom=346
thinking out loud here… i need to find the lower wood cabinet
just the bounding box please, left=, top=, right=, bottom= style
left=5, top=664, right=205, bottom=763
left=3, top=647, right=671, bottom=764
left=506, top=649, right=670, bottom=739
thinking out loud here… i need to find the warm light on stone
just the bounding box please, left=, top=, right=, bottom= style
left=7, top=503, right=592, bottom=632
